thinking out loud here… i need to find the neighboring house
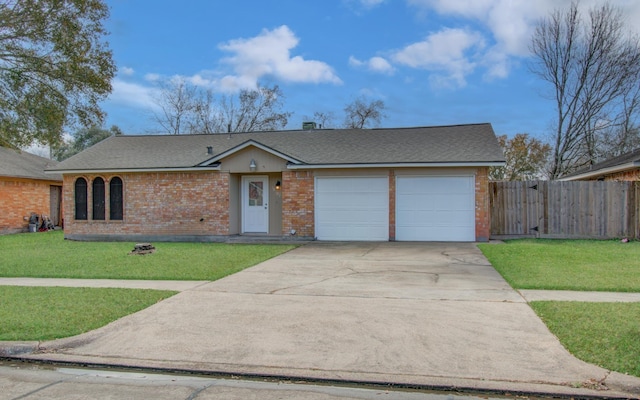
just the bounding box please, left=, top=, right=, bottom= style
left=0, top=147, right=63, bottom=234
left=46, top=123, right=505, bottom=242
left=560, top=148, right=640, bottom=181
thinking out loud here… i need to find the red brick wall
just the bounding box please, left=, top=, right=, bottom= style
left=474, top=167, right=490, bottom=242
left=63, top=171, right=230, bottom=237
left=0, top=177, right=60, bottom=233
left=281, top=170, right=314, bottom=237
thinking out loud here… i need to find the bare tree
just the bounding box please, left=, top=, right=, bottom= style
left=310, top=111, right=337, bottom=129
left=530, top=2, right=640, bottom=179
left=189, top=89, right=225, bottom=134
left=153, top=82, right=291, bottom=134
left=223, top=85, right=291, bottom=132
left=153, top=79, right=197, bottom=134
left=343, top=96, right=386, bottom=129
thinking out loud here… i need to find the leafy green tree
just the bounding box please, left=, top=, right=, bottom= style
left=0, top=0, right=116, bottom=149
left=490, top=134, right=551, bottom=181
left=53, top=125, right=121, bottom=161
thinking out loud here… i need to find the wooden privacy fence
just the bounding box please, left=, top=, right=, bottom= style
left=489, top=181, right=640, bottom=239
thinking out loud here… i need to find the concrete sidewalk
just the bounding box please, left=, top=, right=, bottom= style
left=2, top=277, right=640, bottom=302
left=2, top=242, right=640, bottom=398
left=0, top=277, right=209, bottom=291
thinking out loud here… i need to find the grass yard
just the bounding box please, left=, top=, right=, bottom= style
left=531, top=301, right=640, bottom=377
left=0, top=231, right=295, bottom=280
left=478, top=239, right=640, bottom=291
left=479, top=239, right=640, bottom=378
left=0, top=286, right=176, bottom=341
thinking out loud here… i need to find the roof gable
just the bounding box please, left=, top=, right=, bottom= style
left=199, top=140, right=302, bottom=166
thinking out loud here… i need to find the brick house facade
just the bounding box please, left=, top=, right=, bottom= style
left=50, top=124, right=503, bottom=242
left=560, top=148, right=640, bottom=182
left=0, top=148, right=62, bottom=234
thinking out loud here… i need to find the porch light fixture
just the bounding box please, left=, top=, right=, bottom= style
left=275, top=180, right=281, bottom=190
left=249, top=159, right=257, bottom=171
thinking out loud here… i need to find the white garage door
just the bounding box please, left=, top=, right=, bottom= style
left=396, top=176, right=475, bottom=241
left=315, top=177, right=388, bottom=241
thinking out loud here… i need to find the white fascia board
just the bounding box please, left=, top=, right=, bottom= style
left=287, top=162, right=505, bottom=170
left=199, top=140, right=302, bottom=166
left=558, top=162, right=640, bottom=181
left=45, top=166, right=222, bottom=174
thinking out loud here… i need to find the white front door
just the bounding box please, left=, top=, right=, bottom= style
left=242, top=176, right=269, bottom=233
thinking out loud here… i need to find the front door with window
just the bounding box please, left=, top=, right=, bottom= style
left=242, top=176, right=269, bottom=233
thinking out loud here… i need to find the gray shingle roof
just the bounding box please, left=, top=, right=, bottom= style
left=0, top=146, right=62, bottom=181
left=48, top=124, right=505, bottom=172
left=561, top=148, right=640, bottom=180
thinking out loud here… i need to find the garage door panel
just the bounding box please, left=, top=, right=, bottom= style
left=396, top=176, right=475, bottom=242
left=318, top=209, right=388, bottom=224
left=397, top=194, right=470, bottom=210
left=318, top=193, right=388, bottom=208
left=316, top=177, right=389, bottom=241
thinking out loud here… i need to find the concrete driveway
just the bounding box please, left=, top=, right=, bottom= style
left=27, top=242, right=640, bottom=397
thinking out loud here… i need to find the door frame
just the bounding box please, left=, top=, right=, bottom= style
left=241, top=175, right=269, bottom=233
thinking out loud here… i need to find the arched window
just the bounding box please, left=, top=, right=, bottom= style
left=110, top=177, right=123, bottom=220
left=92, top=177, right=105, bottom=220
left=74, top=178, right=87, bottom=220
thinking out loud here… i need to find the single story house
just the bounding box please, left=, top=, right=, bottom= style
left=559, top=148, right=640, bottom=181
left=0, top=147, right=63, bottom=234
left=46, top=123, right=505, bottom=242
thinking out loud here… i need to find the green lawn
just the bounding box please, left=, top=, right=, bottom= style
left=0, top=231, right=295, bottom=280
left=0, top=286, right=176, bottom=341
left=531, top=301, right=640, bottom=377
left=478, top=239, right=640, bottom=291
left=479, top=239, right=640, bottom=378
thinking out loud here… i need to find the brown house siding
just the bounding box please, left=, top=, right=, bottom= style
left=602, top=169, right=640, bottom=181
left=63, top=171, right=230, bottom=238
left=0, top=177, right=61, bottom=233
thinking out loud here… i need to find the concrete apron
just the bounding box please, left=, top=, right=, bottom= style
left=23, top=242, right=640, bottom=397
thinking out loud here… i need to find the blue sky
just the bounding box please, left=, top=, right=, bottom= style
left=101, top=0, right=640, bottom=141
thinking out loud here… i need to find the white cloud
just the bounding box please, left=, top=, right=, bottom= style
left=109, top=79, right=160, bottom=111
left=218, top=25, right=342, bottom=88
left=349, top=56, right=395, bottom=74
left=120, top=66, right=135, bottom=76
left=144, top=73, right=161, bottom=82
left=402, top=0, right=640, bottom=83
left=392, top=28, right=485, bottom=87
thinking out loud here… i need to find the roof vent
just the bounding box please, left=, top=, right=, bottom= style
left=206, top=146, right=213, bottom=155
left=302, top=121, right=316, bottom=130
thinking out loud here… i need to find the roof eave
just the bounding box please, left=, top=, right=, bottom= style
left=45, top=166, right=222, bottom=175
left=558, top=161, right=640, bottom=181
left=287, top=161, right=505, bottom=170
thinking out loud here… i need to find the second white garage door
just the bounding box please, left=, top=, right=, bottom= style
left=396, top=176, right=475, bottom=241
left=315, top=177, right=388, bottom=241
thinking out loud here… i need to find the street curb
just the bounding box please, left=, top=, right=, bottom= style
left=0, top=342, right=39, bottom=356
left=2, top=355, right=637, bottom=400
